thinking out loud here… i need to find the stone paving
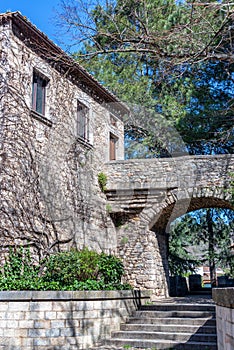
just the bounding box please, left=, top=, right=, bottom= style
left=152, top=293, right=214, bottom=304
left=90, top=346, right=153, bottom=349
left=90, top=345, right=163, bottom=350
left=90, top=294, right=214, bottom=350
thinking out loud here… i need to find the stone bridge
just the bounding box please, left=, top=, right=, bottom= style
left=103, top=154, right=234, bottom=298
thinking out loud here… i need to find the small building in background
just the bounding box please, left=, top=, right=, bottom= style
left=195, top=266, right=224, bottom=287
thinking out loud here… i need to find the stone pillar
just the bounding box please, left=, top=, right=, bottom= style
left=212, top=288, right=234, bottom=350
left=117, top=222, right=169, bottom=298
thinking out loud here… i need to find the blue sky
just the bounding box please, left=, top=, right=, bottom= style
left=0, top=0, right=61, bottom=43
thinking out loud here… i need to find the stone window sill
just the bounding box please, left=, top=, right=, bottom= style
left=31, top=110, right=52, bottom=127
left=76, top=136, right=93, bottom=150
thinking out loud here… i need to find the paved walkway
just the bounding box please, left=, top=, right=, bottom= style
left=152, top=293, right=214, bottom=304
left=90, top=347, right=156, bottom=349
left=90, top=294, right=214, bottom=350
left=91, top=347, right=151, bottom=349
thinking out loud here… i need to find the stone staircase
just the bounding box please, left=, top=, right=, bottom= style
left=105, top=302, right=217, bottom=349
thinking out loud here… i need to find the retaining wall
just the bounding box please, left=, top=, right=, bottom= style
left=0, top=290, right=150, bottom=350
left=212, top=287, right=234, bottom=350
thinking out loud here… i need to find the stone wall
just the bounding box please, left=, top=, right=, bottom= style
left=117, top=224, right=168, bottom=298
left=104, top=154, right=234, bottom=193
left=212, top=288, right=234, bottom=350
left=0, top=290, right=150, bottom=350
left=0, top=13, right=125, bottom=257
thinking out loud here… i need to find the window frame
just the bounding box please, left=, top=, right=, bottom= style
left=77, top=100, right=90, bottom=143
left=32, top=70, right=49, bottom=116
left=110, top=114, right=117, bottom=127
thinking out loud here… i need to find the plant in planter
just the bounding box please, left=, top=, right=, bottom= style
left=0, top=246, right=131, bottom=291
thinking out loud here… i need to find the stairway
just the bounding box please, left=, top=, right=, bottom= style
left=105, top=301, right=217, bottom=349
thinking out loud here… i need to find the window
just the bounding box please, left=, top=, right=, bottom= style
left=77, top=101, right=89, bottom=142
left=32, top=71, right=48, bottom=115
left=110, top=133, right=118, bottom=160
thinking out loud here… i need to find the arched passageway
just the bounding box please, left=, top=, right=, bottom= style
left=168, top=206, right=234, bottom=290
left=151, top=197, right=234, bottom=297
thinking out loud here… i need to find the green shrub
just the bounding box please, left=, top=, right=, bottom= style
left=76, top=247, right=100, bottom=281
left=0, top=246, right=131, bottom=291
left=98, top=172, right=107, bottom=192
left=42, top=250, right=81, bottom=285
left=43, top=247, right=99, bottom=285
left=98, top=253, right=124, bottom=284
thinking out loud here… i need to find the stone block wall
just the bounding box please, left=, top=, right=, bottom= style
left=0, top=290, right=150, bottom=350
left=213, top=288, right=234, bottom=350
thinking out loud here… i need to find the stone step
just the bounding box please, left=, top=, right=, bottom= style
left=140, top=303, right=215, bottom=312
left=129, top=317, right=216, bottom=326
left=189, top=290, right=212, bottom=295
left=104, top=301, right=217, bottom=349
left=134, top=310, right=216, bottom=318
left=105, top=338, right=218, bottom=349
left=120, top=323, right=217, bottom=334
left=111, top=330, right=217, bottom=343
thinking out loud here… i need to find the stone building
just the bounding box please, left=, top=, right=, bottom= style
left=0, top=12, right=127, bottom=259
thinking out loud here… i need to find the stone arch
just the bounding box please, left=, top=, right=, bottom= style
left=117, top=187, right=233, bottom=299
left=141, top=186, right=233, bottom=233
left=143, top=189, right=233, bottom=298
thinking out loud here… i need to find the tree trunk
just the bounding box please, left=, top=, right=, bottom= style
left=207, top=209, right=216, bottom=287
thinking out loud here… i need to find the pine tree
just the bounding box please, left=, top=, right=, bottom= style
left=169, top=208, right=234, bottom=280
left=58, top=0, right=234, bottom=156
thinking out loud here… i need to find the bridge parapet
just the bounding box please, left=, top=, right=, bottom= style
left=103, top=154, right=234, bottom=192
left=103, top=154, right=234, bottom=215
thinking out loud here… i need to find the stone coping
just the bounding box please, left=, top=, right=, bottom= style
left=105, top=153, right=234, bottom=165
left=212, top=287, right=234, bottom=309
left=0, top=290, right=151, bottom=302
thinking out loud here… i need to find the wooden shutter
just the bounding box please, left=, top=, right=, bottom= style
left=110, top=134, right=117, bottom=160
